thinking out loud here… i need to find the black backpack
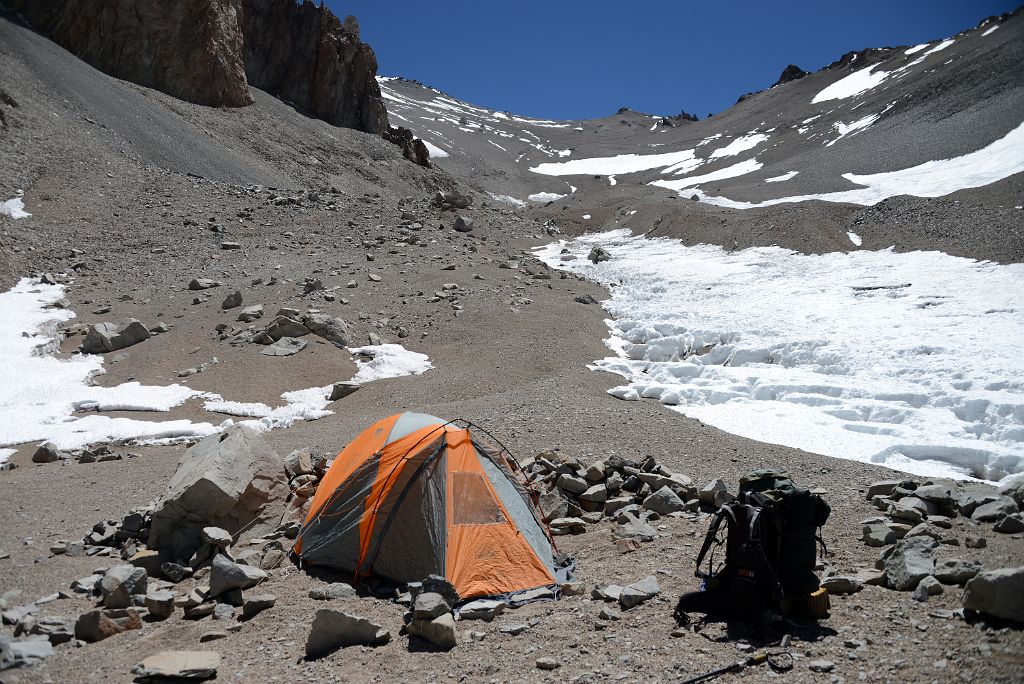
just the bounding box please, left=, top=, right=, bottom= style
left=675, top=470, right=830, bottom=621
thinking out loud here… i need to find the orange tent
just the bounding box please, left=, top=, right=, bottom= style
left=294, top=413, right=558, bottom=600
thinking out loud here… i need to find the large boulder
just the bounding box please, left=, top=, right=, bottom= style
left=962, top=567, right=1024, bottom=622
left=209, top=554, right=267, bottom=597
left=305, top=610, right=390, bottom=658
left=81, top=319, right=151, bottom=354
left=99, top=565, right=148, bottom=609
left=882, top=536, right=936, bottom=591
left=148, top=426, right=287, bottom=562
left=301, top=314, right=351, bottom=346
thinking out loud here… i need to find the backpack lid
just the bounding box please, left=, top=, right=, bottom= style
left=739, top=468, right=797, bottom=498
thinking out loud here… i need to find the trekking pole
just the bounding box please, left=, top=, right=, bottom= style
left=679, top=652, right=768, bottom=684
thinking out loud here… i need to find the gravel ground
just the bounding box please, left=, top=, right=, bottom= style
left=1, top=14, right=1022, bottom=684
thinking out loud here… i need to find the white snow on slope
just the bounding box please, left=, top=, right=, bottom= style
left=982, top=24, right=999, bottom=36
left=676, top=120, right=1024, bottom=208
left=651, top=158, right=763, bottom=192
left=905, top=43, right=928, bottom=55
left=349, top=344, right=433, bottom=384
left=528, top=192, right=566, bottom=203
left=923, top=39, right=955, bottom=56
left=766, top=171, right=799, bottom=183
left=0, top=280, right=433, bottom=453
left=530, top=148, right=698, bottom=176
left=1, top=196, right=30, bottom=219
left=812, top=64, right=890, bottom=103
left=421, top=139, right=449, bottom=158
left=826, top=112, right=880, bottom=147
left=0, top=280, right=218, bottom=451
left=847, top=231, right=863, bottom=246
left=709, top=133, right=769, bottom=159
left=536, top=230, right=1024, bottom=482
left=488, top=193, right=527, bottom=208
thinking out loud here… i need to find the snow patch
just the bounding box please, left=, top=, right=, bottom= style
left=847, top=231, right=863, bottom=246
left=679, top=121, right=1024, bottom=208
left=348, top=344, right=433, bottom=384
left=1, top=196, right=30, bottom=219
left=421, top=139, right=449, bottom=158
left=765, top=171, right=799, bottom=183
left=488, top=193, right=527, bottom=208
left=709, top=133, right=769, bottom=159
left=982, top=24, right=999, bottom=37
left=536, top=231, right=1024, bottom=482
left=528, top=192, right=566, bottom=203
left=530, top=148, right=699, bottom=176
left=812, top=64, right=890, bottom=103
left=826, top=113, right=880, bottom=147
left=651, top=158, right=763, bottom=192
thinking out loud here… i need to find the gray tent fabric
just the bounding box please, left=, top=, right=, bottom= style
left=298, top=457, right=380, bottom=569
left=388, top=412, right=446, bottom=442
left=476, top=448, right=555, bottom=572
left=366, top=439, right=448, bottom=581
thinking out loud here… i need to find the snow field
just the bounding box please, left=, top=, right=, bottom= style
left=536, top=230, right=1024, bottom=483
left=0, top=280, right=432, bottom=453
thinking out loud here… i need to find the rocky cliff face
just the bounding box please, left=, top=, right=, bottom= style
left=237, top=0, right=388, bottom=135
left=4, top=0, right=390, bottom=137
left=4, top=0, right=252, bottom=107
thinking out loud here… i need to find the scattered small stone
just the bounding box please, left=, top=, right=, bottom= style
left=536, top=657, right=561, bottom=670
left=808, top=659, right=835, bottom=673
left=308, top=583, right=356, bottom=601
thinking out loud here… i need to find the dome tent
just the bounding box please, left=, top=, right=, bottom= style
left=294, top=412, right=559, bottom=600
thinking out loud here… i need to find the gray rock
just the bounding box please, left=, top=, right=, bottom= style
left=209, top=554, right=267, bottom=597
left=201, top=527, right=232, bottom=548
left=31, top=442, right=64, bottom=463
left=308, top=583, right=357, bottom=600
left=148, top=425, right=287, bottom=563
left=261, top=336, right=306, bottom=356
left=539, top=490, right=569, bottom=523
left=821, top=576, right=863, bottom=595
left=302, top=314, right=351, bottom=346
left=548, top=517, right=586, bottom=535
left=934, top=559, right=982, bottom=585
left=100, top=565, right=148, bottom=609
left=241, top=594, right=276, bottom=620
left=998, top=473, right=1024, bottom=507
left=889, top=496, right=929, bottom=523
left=453, top=215, right=474, bottom=232
left=588, top=246, right=610, bottom=263
left=579, top=484, right=608, bottom=502
left=536, top=657, right=561, bottom=670
left=407, top=612, right=458, bottom=649
left=557, top=474, right=588, bottom=495
left=329, top=382, right=360, bottom=401
left=698, top=479, right=733, bottom=509
left=957, top=487, right=1003, bottom=516
left=862, top=523, right=896, bottom=547
left=808, top=660, right=835, bottom=673
left=972, top=497, right=1019, bottom=522
left=642, top=486, right=687, bottom=515
left=28, top=616, right=73, bottom=645
left=994, top=513, right=1024, bottom=533
left=145, top=590, right=175, bottom=620
left=591, top=584, right=623, bottom=602
left=962, top=567, right=1024, bottom=622
left=619, top=575, right=660, bottom=609
left=613, top=512, right=657, bottom=542
left=199, top=630, right=228, bottom=642
left=132, top=650, right=220, bottom=680
left=212, top=603, right=235, bottom=621
left=912, top=575, right=943, bottom=602
left=498, top=623, right=530, bottom=636
left=236, top=305, right=264, bottom=322
left=161, top=562, right=193, bottom=583
left=457, top=598, right=504, bottom=621
left=883, top=536, right=937, bottom=591
left=71, top=574, right=102, bottom=594
left=305, top=609, right=390, bottom=658
left=412, top=592, right=449, bottom=621
left=189, top=278, right=221, bottom=290
left=264, top=316, right=310, bottom=340
left=221, top=291, right=242, bottom=309
left=865, top=480, right=903, bottom=500
left=82, top=319, right=151, bottom=354
left=0, top=635, right=53, bottom=671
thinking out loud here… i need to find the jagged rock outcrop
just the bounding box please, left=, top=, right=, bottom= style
left=772, top=64, right=808, bottom=87
left=5, top=0, right=390, bottom=136
left=236, top=0, right=388, bottom=135
left=4, top=0, right=252, bottom=107
left=382, top=125, right=431, bottom=167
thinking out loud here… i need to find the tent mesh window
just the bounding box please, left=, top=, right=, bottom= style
left=452, top=472, right=506, bottom=525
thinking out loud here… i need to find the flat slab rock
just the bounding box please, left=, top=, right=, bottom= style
left=305, top=609, right=390, bottom=658
left=132, top=651, right=220, bottom=680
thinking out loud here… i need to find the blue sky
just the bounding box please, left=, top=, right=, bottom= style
left=329, top=1, right=1018, bottom=120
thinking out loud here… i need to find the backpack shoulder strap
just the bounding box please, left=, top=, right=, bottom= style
left=695, top=505, right=737, bottom=579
